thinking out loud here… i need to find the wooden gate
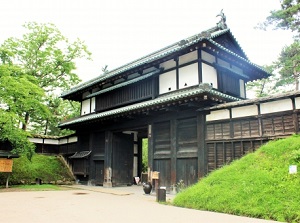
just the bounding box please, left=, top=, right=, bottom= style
left=94, top=161, right=104, bottom=185
left=112, top=132, right=134, bottom=186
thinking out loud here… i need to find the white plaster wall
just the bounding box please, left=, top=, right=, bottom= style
left=207, top=109, right=230, bottom=121
left=260, top=99, right=293, bottom=114
left=178, top=63, right=199, bottom=89
left=202, top=63, right=218, bottom=88
left=159, top=70, right=177, bottom=94
left=201, top=50, right=216, bottom=64
left=179, top=51, right=198, bottom=65
left=69, top=136, right=78, bottom=143
left=29, top=138, right=43, bottom=144
left=91, top=97, right=96, bottom=113
left=217, top=58, right=230, bottom=68
left=44, top=139, right=59, bottom=145
left=239, top=79, right=245, bottom=98
left=295, top=97, right=300, bottom=109
left=159, top=59, right=176, bottom=70
left=81, top=99, right=91, bottom=115
left=59, top=138, right=68, bottom=145
left=232, top=105, right=258, bottom=118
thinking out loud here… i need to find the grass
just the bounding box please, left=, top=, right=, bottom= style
left=173, top=134, right=300, bottom=223
left=0, top=184, right=71, bottom=191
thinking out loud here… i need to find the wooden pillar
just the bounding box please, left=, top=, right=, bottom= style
left=198, top=49, right=202, bottom=83
left=137, top=136, right=143, bottom=178
left=170, top=119, right=177, bottom=186
left=257, top=104, right=263, bottom=137
left=147, top=124, right=154, bottom=182
left=104, top=131, right=113, bottom=187
left=175, top=57, right=179, bottom=90
left=197, top=112, right=207, bottom=178
left=291, top=97, right=299, bottom=133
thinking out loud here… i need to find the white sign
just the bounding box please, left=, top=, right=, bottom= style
left=289, top=165, right=297, bottom=174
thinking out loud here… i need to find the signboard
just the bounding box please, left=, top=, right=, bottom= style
left=0, top=159, right=13, bottom=172
left=152, top=171, right=160, bottom=180
left=289, top=165, right=297, bottom=174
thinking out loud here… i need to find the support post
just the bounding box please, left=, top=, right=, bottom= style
left=104, top=131, right=113, bottom=187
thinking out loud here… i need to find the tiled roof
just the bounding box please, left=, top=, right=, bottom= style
left=203, top=90, right=300, bottom=111
left=61, top=27, right=263, bottom=98
left=69, top=151, right=91, bottom=159
left=86, top=69, right=161, bottom=99
left=59, top=84, right=240, bottom=127
left=207, top=39, right=267, bottom=74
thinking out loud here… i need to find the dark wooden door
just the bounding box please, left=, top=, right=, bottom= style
left=176, top=158, right=198, bottom=186
left=94, top=161, right=104, bottom=186
left=112, top=133, right=134, bottom=186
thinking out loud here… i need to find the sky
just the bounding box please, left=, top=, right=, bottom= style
left=0, top=0, right=294, bottom=82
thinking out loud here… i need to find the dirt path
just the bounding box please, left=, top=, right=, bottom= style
left=0, top=185, right=283, bottom=223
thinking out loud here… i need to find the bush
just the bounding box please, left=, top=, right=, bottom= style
left=0, top=154, right=73, bottom=185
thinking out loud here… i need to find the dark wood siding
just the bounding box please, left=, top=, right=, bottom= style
left=219, top=71, right=240, bottom=97
left=176, top=158, right=198, bottom=185
left=96, top=80, right=153, bottom=112
left=177, top=118, right=197, bottom=156
left=205, top=110, right=297, bottom=173
left=35, top=144, right=59, bottom=154
left=262, top=114, right=295, bottom=136
left=153, top=121, right=171, bottom=158
left=153, top=159, right=171, bottom=188
left=59, top=142, right=77, bottom=155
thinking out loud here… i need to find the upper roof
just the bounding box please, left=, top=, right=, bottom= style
left=61, top=25, right=269, bottom=100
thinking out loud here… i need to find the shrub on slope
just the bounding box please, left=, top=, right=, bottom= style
left=0, top=154, right=74, bottom=185
left=173, top=135, right=300, bottom=222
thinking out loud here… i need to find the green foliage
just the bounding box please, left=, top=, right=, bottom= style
left=174, top=135, right=300, bottom=222
left=0, top=154, right=74, bottom=185
left=30, top=96, right=79, bottom=136
left=275, top=40, right=300, bottom=90
left=246, top=65, right=279, bottom=97
left=1, top=22, right=91, bottom=93
left=258, top=0, right=300, bottom=38
left=142, top=138, right=148, bottom=172
left=0, top=22, right=89, bottom=137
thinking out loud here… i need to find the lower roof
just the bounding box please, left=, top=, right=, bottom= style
left=59, top=83, right=240, bottom=128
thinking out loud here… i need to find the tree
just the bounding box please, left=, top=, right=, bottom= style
left=275, top=40, right=300, bottom=90
left=259, top=0, right=300, bottom=38
left=30, top=97, right=80, bottom=136
left=0, top=64, right=43, bottom=159
left=255, top=1, right=300, bottom=94
left=1, top=22, right=91, bottom=133
left=246, top=65, right=278, bottom=98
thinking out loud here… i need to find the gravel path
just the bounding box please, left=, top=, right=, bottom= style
left=0, top=185, right=283, bottom=223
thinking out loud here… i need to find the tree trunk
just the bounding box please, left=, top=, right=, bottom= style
left=44, top=119, right=49, bottom=135
left=294, top=60, right=299, bottom=91
left=22, top=112, right=30, bottom=131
